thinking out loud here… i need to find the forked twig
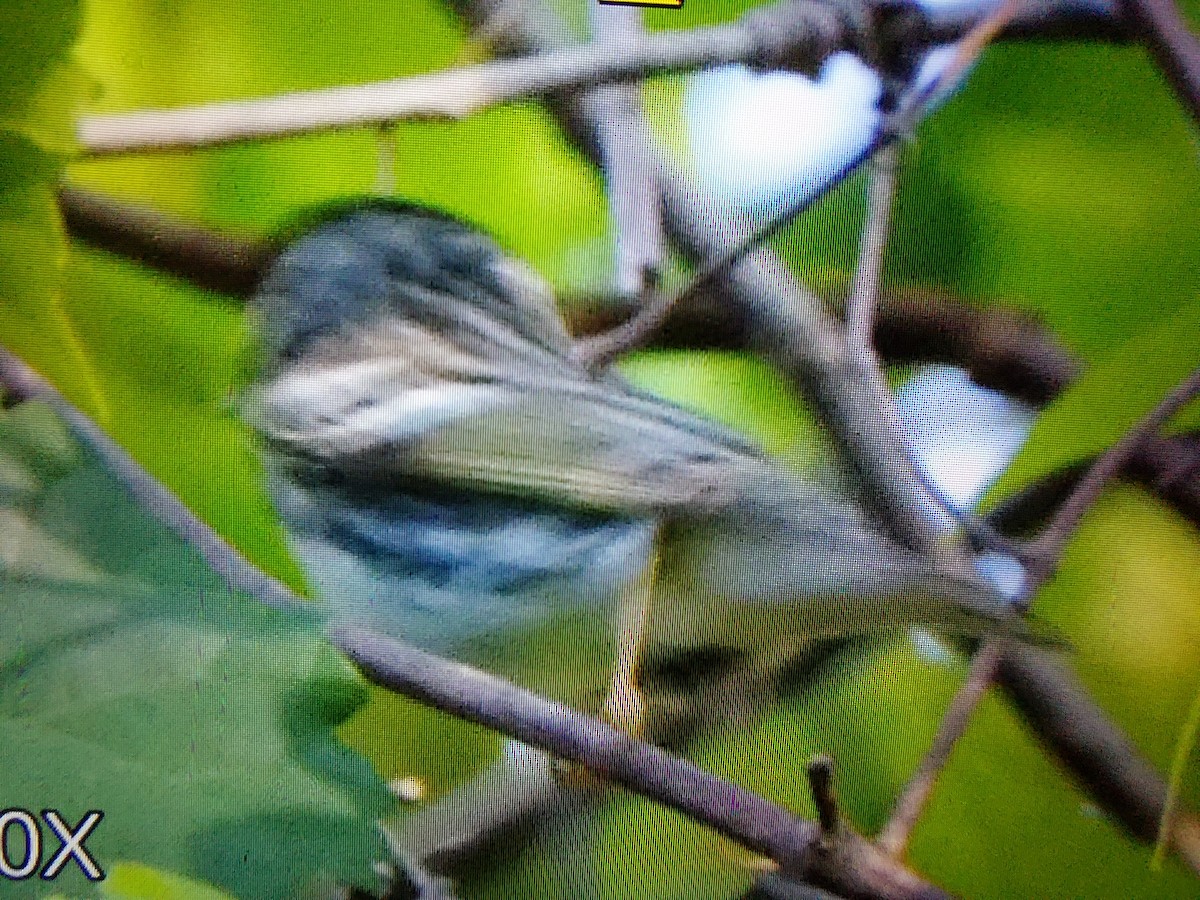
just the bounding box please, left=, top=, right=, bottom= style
left=880, top=364, right=1200, bottom=858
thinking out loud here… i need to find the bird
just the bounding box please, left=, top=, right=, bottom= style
left=243, top=201, right=1022, bottom=735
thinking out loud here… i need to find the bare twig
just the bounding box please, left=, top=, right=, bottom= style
left=876, top=642, right=1004, bottom=857
left=881, top=366, right=1200, bottom=862
left=59, top=186, right=275, bottom=297
left=1123, top=0, right=1200, bottom=127
left=572, top=134, right=884, bottom=372
left=850, top=153, right=1023, bottom=553
left=846, top=145, right=898, bottom=356
left=333, top=626, right=955, bottom=900
left=0, top=344, right=305, bottom=613
left=1026, top=365, right=1200, bottom=579
left=391, top=750, right=566, bottom=870
left=807, top=755, right=841, bottom=837
left=77, top=0, right=855, bottom=156
left=589, top=4, right=664, bottom=296
left=843, top=142, right=1020, bottom=555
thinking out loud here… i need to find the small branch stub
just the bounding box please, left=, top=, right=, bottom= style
left=807, top=755, right=841, bottom=839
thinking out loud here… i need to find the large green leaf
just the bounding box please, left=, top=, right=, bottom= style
left=0, top=401, right=391, bottom=899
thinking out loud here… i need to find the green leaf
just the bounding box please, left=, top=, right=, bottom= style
left=0, top=401, right=390, bottom=900
left=102, top=863, right=239, bottom=900
left=0, top=1, right=83, bottom=119
left=987, top=296, right=1200, bottom=503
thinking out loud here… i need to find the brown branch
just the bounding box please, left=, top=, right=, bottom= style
left=876, top=642, right=1004, bottom=857
left=333, top=626, right=955, bottom=900
left=1123, top=0, right=1200, bottom=126
left=589, top=4, right=665, bottom=296
left=987, top=432, right=1200, bottom=534
left=569, top=280, right=1080, bottom=405
left=1026, top=365, right=1200, bottom=578
left=807, top=755, right=842, bottom=837
left=0, top=345, right=304, bottom=613
left=56, top=181, right=1082, bottom=407
left=58, top=186, right=274, bottom=297
left=77, top=0, right=855, bottom=156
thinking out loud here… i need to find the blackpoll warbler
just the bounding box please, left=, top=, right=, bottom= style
left=245, top=203, right=1018, bottom=715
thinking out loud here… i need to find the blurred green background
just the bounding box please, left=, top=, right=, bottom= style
left=2, top=0, right=1200, bottom=896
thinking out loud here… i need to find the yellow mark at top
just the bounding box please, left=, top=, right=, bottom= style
left=600, top=0, right=683, bottom=8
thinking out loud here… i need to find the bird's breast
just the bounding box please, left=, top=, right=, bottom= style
left=270, top=467, right=656, bottom=652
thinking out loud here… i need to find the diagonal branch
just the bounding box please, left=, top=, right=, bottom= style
left=333, top=625, right=956, bottom=900
left=1026, top=365, right=1200, bottom=578
left=77, top=0, right=852, bottom=156
left=0, top=337, right=954, bottom=898
left=0, top=344, right=304, bottom=613
left=1123, top=0, right=1200, bottom=126
left=875, top=641, right=1004, bottom=857
left=879, top=365, right=1200, bottom=863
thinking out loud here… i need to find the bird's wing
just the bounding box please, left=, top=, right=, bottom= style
left=404, top=386, right=773, bottom=513
left=251, top=361, right=788, bottom=516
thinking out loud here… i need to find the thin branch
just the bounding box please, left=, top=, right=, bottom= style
left=807, top=755, right=841, bottom=837
left=881, top=366, right=1200, bottom=863
left=0, top=344, right=305, bottom=614
left=1026, top=365, right=1200, bottom=578
left=876, top=641, right=1004, bottom=857
left=77, top=0, right=853, bottom=156
left=571, top=133, right=886, bottom=372
left=846, top=145, right=898, bottom=355
left=58, top=186, right=274, bottom=297
left=390, top=750, right=566, bottom=870
left=840, top=142, right=1017, bottom=558
left=333, top=626, right=955, bottom=900
left=1123, top=0, right=1200, bottom=127
left=850, top=155, right=1024, bottom=555
left=986, top=428, right=1200, bottom=875
left=589, top=4, right=665, bottom=296
left=987, top=432, right=1200, bottom=534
